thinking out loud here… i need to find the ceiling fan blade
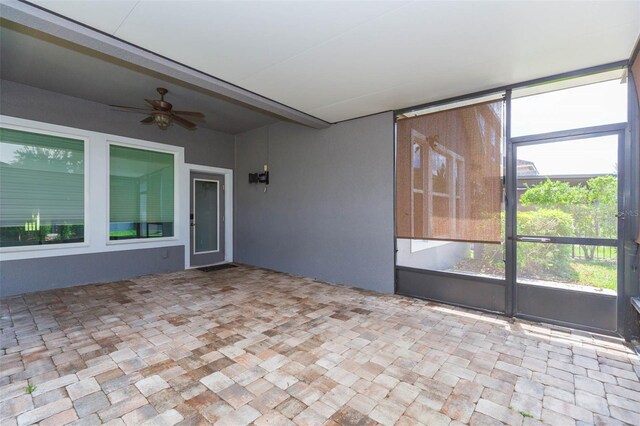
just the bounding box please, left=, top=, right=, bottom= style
left=110, top=104, right=151, bottom=112
left=171, top=114, right=197, bottom=129
left=172, top=110, right=205, bottom=118
left=145, top=99, right=163, bottom=109
left=140, top=116, right=154, bottom=124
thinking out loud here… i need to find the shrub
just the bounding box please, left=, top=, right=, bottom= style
left=517, top=209, right=576, bottom=280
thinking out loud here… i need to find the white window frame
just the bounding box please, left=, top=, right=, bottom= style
left=0, top=120, right=91, bottom=254
left=0, top=115, right=186, bottom=262
left=106, top=140, right=181, bottom=246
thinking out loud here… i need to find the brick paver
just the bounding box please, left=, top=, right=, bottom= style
left=1, top=265, right=638, bottom=424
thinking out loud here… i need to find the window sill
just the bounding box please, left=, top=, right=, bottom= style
left=106, top=237, right=179, bottom=246
left=0, top=241, right=90, bottom=254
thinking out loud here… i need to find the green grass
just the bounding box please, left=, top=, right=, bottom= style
left=109, top=230, right=137, bottom=238
left=24, top=384, right=36, bottom=394
left=570, top=260, right=617, bottom=291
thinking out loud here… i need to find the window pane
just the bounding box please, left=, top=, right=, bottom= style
left=0, top=128, right=84, bottom=247
left=511, top=79, right=627, bottom=137
left=109, top=145, right=174, bottom=240
left=194, top=180, right=218, bottom=252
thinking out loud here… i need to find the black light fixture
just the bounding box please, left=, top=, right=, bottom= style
left=249, top=164, right=269, bottom=185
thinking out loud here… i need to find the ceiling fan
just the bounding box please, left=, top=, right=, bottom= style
left=110, top=87, right=204, bottom=130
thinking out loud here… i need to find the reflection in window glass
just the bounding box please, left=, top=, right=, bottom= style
left=430, top=151, right=449, bottom=194
left=194, top=180, right=218, bottom=253
left=109, top=145, right=174, bottom=240
left=0, top=128, right=84, bottom=247
left=412, top=143, right=422, bottom=189
left=511, top=79, right=627, bottom=137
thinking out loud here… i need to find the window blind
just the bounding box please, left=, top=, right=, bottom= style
left=396, top=100, right=504, bottom=244
left=109, top=145, right=174, bottom=239
left=0, top=128, right=84, bottom=246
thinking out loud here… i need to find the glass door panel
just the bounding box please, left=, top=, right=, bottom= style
left=515, top=135, right=619, bottom=294
left=190, top=172, right=225, bottom=267
left=517, top=136, right=618, bottom=239
left=194, top=179, right=219, bottom=253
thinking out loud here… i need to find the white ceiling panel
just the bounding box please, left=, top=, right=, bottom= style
left=14, top=1, right=640, bottom=123
left=239, top=1, right=639, bottom=120
left=114, top=1, right=407, bottom=83
left=30, top=0, right=138, bottom=34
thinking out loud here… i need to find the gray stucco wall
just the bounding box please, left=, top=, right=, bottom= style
left=1, top=246, right=184, bottom=296
left=0, top=80, right=234, bottom=296
left=234, top=112, right=395, bottom=293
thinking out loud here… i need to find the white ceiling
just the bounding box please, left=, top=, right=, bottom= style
left=25, top=1, right=640, bottom=123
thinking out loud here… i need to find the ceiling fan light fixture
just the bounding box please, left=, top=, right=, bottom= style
left=153, top=112, right=171, bottom=130
left=111, top=88, right=203, bottom=130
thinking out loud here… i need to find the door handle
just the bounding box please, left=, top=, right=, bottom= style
left=516, top=236, right=551, bottom=243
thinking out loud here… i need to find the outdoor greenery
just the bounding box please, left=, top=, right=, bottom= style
left=516, top=209, right=575, bottom=280
left=572, top=260, right=617, bottom=291
left=520, top=175, right=617, bottom=259
left=109, top=230, right=138, bottom=238
left=457, top=176, right=617, bottom=290
left=0, top=224, right=83, bottom=247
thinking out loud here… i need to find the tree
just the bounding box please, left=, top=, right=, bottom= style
left=520, top=176, right=617, bottom=259
left=11, top=146, right=83, bottom=173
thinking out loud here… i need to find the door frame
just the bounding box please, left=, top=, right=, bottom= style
left=183, top=163, right=233, bottom=268
left=505, top=120, right=628, bottom=334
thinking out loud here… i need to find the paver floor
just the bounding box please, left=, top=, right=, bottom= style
left=1, top=265, right=639, bottom=425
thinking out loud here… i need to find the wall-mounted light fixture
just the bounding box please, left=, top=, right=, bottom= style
left=249, top=164, right=269, bottom=185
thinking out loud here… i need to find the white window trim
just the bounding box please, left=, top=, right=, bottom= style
left=0, top=120, right=91, bottom=254
left=106, top=140, right=181, bottom=246
left=184, top=163, right=233, bottom=268
left=0, top=115, right=187, bottom=261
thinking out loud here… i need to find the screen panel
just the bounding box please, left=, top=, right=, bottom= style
left=397, top=100, right=504, bottom=244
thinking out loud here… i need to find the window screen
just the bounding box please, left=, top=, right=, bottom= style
left=0, top=127, right=84, bottom=247
left=396, top=99, right=504, bottom=244
left=633, top=58, right=640, bottom=245
left=109, top=145, right=174, bottom=240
